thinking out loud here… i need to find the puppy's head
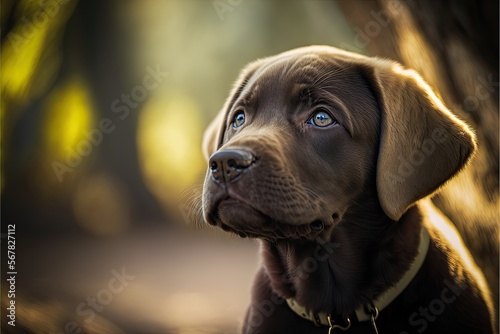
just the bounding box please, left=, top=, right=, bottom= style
left=202, top=46, right=476, bottom=240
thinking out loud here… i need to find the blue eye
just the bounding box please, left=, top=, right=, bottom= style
left=233, top=111, right=245, bottom=128
left=307, top=110, right=336, bottom=127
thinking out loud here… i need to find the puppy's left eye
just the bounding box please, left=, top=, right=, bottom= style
left=233, top=111, right=245, bottom=128
left=307, top=110, right=337, bottom=127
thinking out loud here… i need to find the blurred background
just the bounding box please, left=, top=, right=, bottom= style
left=1, top=0, right=498, bottom=333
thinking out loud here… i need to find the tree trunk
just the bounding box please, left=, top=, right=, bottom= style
left=337, top=0, right=499, bottom=312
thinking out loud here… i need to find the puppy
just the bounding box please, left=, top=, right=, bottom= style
left=201, top=46, right=495, bottom=333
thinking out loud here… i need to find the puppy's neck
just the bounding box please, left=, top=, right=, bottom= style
left=260, top=203, right=423, bottom=315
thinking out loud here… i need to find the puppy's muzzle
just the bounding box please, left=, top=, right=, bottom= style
left=209, top=148, right=255, bottom=184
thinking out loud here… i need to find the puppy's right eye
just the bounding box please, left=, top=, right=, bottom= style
left=233, top=111, right=245, bottom=128
left=307, top=110, right=337, bottom=127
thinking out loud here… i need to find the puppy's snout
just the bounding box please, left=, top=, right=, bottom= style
left=209, top=149, right=255, bottom=183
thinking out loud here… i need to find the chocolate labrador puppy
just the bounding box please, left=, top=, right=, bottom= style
left=201, top=46, right=495, bottom=333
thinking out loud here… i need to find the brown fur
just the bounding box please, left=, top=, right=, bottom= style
left=201, top=46, right=495, bottom=333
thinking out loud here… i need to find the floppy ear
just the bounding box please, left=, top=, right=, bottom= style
left=202, top=59, right=266, bottom=161
left=367, top=61, right=477, bottom=221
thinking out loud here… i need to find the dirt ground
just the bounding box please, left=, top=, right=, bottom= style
left=2, top=223, right=260, bottom=333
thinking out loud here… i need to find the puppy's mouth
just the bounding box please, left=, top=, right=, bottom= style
left=208, top=196, right=329, bottom=240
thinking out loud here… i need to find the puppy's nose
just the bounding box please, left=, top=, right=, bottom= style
left=209, top=149, right=255, bottom=183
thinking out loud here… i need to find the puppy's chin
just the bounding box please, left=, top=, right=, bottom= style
left=218, top=198, right=268, bottom=233
left=215, top=199, right=291, bottom=239
left=209, top=198, right=328, bottom=240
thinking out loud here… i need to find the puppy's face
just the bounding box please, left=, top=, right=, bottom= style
left=203, top=52, right=380, bottom=240
left=202, top=46, right=476, bottom=241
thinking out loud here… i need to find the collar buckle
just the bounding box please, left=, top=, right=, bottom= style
left=327, top=314, right=351, bottom=333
